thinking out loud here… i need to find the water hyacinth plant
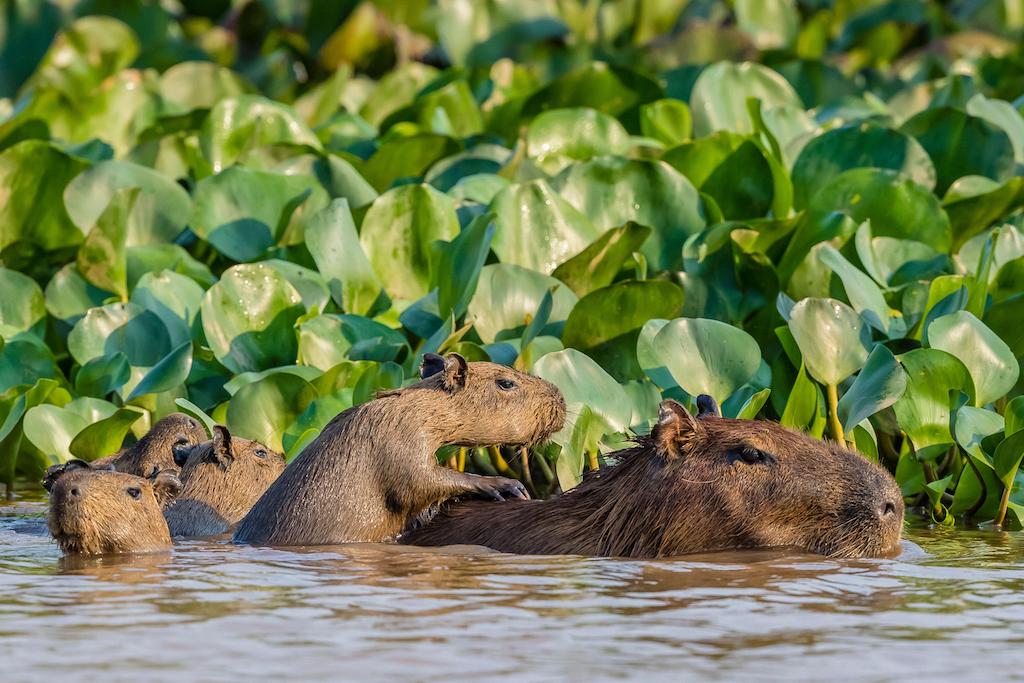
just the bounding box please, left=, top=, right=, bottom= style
left=2, top=0, right=1024, bottom=528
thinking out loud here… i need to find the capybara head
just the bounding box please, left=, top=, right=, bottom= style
left=166, top=425, right=285, bottom=537
left=392, top=352, right=565, bottom=447
left=44, top=460, right=181, bottom=556
left=92, top=412, right=208, bottom=476
left=648, top=398, right=904, bottom=558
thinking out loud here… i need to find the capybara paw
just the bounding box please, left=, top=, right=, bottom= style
left=477, top=476, right=529, bottom=502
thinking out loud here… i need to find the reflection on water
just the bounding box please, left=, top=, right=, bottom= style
left=3, top=497, right=1024, bottom=681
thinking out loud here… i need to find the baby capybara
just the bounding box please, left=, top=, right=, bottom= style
left=92, top=412, right=207, bottom=476
left=44, top=460, right=181, bottom=556
left=402, top=397, right=905, bottom=559
left=233, top=353, right=566, bottom=546
left=164, top=426, right=285, bottom=537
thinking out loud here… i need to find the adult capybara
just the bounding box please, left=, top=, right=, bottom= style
left=401, top=397, right=905, bottom=559
left=43, top=460, right=181, bottom=556
left=92, top=413, right=207, bottom=476
left=233, top=353, right=566, bottom=546
left=164, top=425, right=285, bottom=537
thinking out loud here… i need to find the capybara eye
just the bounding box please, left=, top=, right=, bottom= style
left=126, top=487, right=142, bottom=500
left=496, top=378, right=517, bottom=391
left=729, top=448, right=769, bottom=465
left=254, top=449, right=268, bottom=459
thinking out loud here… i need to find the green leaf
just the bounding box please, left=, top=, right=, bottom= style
left=23, top=397, right=120, bottom=463
left=818, top=244, right=901, bottom=336
left=533, top=348, right=632, bottom=436
left=955, top=406, right=1003, bottom=467
left=68, top=302, right=172, bottom=368
left=994, top=430, right=1024, bottom=489
left=434, top=212, right=495, bottom=320
left=127, top=342, right=193, bottom=400
left=1006, top=397, right=1024, bottom=438
left=0, top=335, right=62, bottom=394
left=690, top=61, right=803, bottom=137
left=901, top=107, right=1015, bottom=195
left=735, top=0, right=799, bottom=49
left=63, top=160, right=192, bottom=246
left=522, top=61, right=662, bottom=119
left=491, top=179, right=601, bottom=274
left=305, top=198, right=384, bottom=315
left=69, top=407, right=145, bottom=462
left=736, top=388, right=772, bottom=420
left=0, top=379, right=65, bottom=485
left=362, top=134, right=459, bottom=192
left=526, top=108, right=631, bottom=174
left=788, top=298, right=872, bottom=387
left=360, top=184, right=460, bottom=302
left=651, top=317, right=762, bottom=404
left=226, top=373, right=318, bottom=453
left=552, top=222, right=652, bottom=297
left=893, top=348, right=974, bottom=461
left=75, top=352, right=131, bottom=397
left=944, top=176, right=1024, bottom=250
left=0, top=267, right=46, bottom=340
left=77, top=188, right=138, bottom=301
left=554, top=157, right=705, bottom=271
left=468, top=264, right=578, bottom=343
left=640, top=99, right=692, bottom=147
left=966, top=93, right=1024, bottom=164
left=130, top=270, right=205, bottom=347
left=563, top=280, right=684, bottom=382
left=159, top=61, right=251, bottom=112
left=201, top=95, right=322, bottom=172
left=837, top=344, right=907, bottom=433
left=200, top=264, right=305, bottom=374
left=780, top=362, right=823, bottom=433
left=928, top=311, right=1019, bottom=407
left=173, top=399, right=216, bottom=439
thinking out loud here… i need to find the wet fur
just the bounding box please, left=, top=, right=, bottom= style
left=401, top=408, right=904, bottom=559
left=92, top=413, right=207, bottom=476
left=233, top=356, right=565, bottom=546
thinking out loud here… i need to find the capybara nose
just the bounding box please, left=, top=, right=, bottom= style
left=879, top=500, right=898, bottom=518
left=69, top=487, right=80, bottom=498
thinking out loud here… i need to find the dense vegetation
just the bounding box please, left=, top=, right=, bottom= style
left=2, top=0, right=1024, bottom=528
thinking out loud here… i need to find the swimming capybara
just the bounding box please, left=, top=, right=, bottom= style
left=92, top=413, right=207, bottom=476
left=233, top=353, right=566, bottom=546
left=164, top=426, right=285, bottom=537
left=401, top=397, right=905, bottom=559
left=43, top=460, right=181, bottom=556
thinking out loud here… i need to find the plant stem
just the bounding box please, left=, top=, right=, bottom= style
left=587, top=450, right=600, bottom=471
left=826, top=384, right=845, bottom=444
left=994, top=483, right=1012, bottom=529
left=488, top=445, right=514, bottom=476
left=520, top=446, right=534, bottom=493
left=447, top=452, right=458, bottom=470
left=457, top=447, right=467, bottom=473
left=533, top=450, right=554, bottom=483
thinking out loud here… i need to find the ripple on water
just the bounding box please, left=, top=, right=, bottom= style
left=2, top=506, right=1024, bottom=681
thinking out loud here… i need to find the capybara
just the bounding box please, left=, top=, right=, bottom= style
left=43, top=460, right=181, bottom=556
left=164, top=425, right=285, bottom=537
left=233, top=353, right=566, bottom=546
left=92, top=413, right=207, bottom=476
left=401, top=396, right=905, bottom=559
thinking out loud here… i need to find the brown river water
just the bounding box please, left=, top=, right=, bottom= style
left=2, top=494, right=1023, bottom=682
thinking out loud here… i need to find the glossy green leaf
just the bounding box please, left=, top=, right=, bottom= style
left=928, top=311, right=1019, bottom=407
left=551, top=222, right=652, bottom=297
left=201, top=95, right=322, bottom=172
left=127, top=342, right=193, bottom=400
left=893, top=348, right=974, bottom=461
left=690, top=61, right=803, bottom=137
left=837, top=344, right=907, bottom=433
left=788, top=298, right=872, bottom=387
left=640, top=99, right=692, bottom=147
left=75, top=352, right=131, bottom=397
left=533, top=348, right=632, bottom=436
left=468, top=264, right=578, bottom=343
left=526, top=108, right=630, bottom=173
left=68, top=302, right=172, bottom=368
left=651, top=317, right=762, bottom=404
left=0, top=267, right=46, bottom=340
left=69, top=407, right=145, bottom=462
left=226, top=373, right=318, bottom=454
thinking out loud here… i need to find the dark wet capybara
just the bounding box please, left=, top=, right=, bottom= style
left=43, top=460, right=181, bottom=556
left=92, top=412, right=207, bottom=476
left=164, top=425, right=285, bottom=537
left=401, top=397, right=905, bottom=559
left=233, top=353, right=566, bottom=546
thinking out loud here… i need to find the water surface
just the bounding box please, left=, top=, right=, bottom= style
left=3, top=495, right=1023, bottom=682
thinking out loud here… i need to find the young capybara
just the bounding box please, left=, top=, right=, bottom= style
left=43, top=460, right=182, bottom=556
left=401, top=396, right=905, bottom=559
left=92, top=412, right=207, bottom=476
left=233, top=352, right=566, bottom=546
left=164, top=425, right=286, bottom=537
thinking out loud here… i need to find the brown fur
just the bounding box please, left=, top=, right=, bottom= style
left=92, top=413, right=207, bottom=476
left=233, top=353, right=566, bottom=546
left=401, top=398, right=905, bottom=559
left=164, top=426, right=285, bottom=537
left=44, top=460, right=181, bottom=556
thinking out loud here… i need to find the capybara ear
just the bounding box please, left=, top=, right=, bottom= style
left=420, top=353, right=446, bottom=380
left=696, top=394, right=721, bottom=419
left=441, top=353, right=468, bottom=392
left=149, top=469, right=182, bottom=507
left=207, top=425, right=234, bottom=466
left=42, top=460, right=92, bottom=492
left=652, top=399, right=699, bottom=460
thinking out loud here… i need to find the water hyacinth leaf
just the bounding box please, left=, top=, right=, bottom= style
left=362, top=134, right=460, bottom=192
left=63, top=160, right=192, bottom=246
left=190, top=167, right=328, bottom=262
left=226, top=373, right=318, bottom=453
left=837, top=344, right=907, bottom=433
left=491, top=180, right=600, bottom=275
left=200, top=264, right=305, bottom=374
left=127, top=342, right=193, bottom=400
left=263, top=260, right=330, bottom=313
left=0, top=379, right=65, bottom=485
left=23, top=405, right=89, bottom=463
left=68, top=407, right=145, bottom=462
left=68, top=303, right=172, bottom=367
left=522, top=61, right=662, bottom=120
left=893, top=348, right=974, bottom=461
left=0, top=336, right=62, bottom=394
left=533, top=348, right=632, bottom=436
left=736, top=388, right=772, bottom=420
left=955, top=406, right=1003, bottom=466
left=640, top=99, right=692, bottom=147
left=525, top=108, right=631, bottom=173
left=552, top=222, right=652, bottom=297
left=966, top=93, right=1024, bottom=163
left=360, top=184, right=460, bottom=302
left=201, top=95, right=322, bottom=171
left=305, top=199, right=384, bottom=315
left=780, top=363, right=822, bottom=434
left=76, top=188, right=137, bottom=302
left=468, top=264, right=578, bottom=343
left=130, top=270, right=205, bottom=347
left=994, top=430, right=1024, bottom=489
left=788, top=298, right=872, bottom=387
left=1005, top=397, right=1024, bottom=438
left=224, top=366, right=324, bottom=397
left=690, top=61, right=803, bottom=137
left=434, top=212, right=495, bottom=321
left=944, top=177, right=1024, bottom=250
left=928, top=311, right=1019, bottom=407
left=125, top=244, right=216, bottom=290
left=735, top=0, right=799, bottom=48
left=818, top=245, right=900, bottom=335
left=159, top=61, right=251, bottom=112
left=636, top=318, right=674, bottom=389
left=44, top=264, right=111, bottom=323
left=651, top=318, right=762, bottom=404
left=901, top=107, right=1015, bottom=195
left=173, top=399, right=216, bottom=438
left=359, top=62, right=439, bottom=127
left=563, top=280, right=684, bottom=381
left=554, top=157, right=705, bottom=271
left=75, top=352, right=131, bottom=398
left=791, top=122, right=936, bottom=208
left=0, top=268, right=46, bottom=340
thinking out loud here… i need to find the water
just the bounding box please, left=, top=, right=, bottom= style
left=3, top=495, right=1024, bottom=682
